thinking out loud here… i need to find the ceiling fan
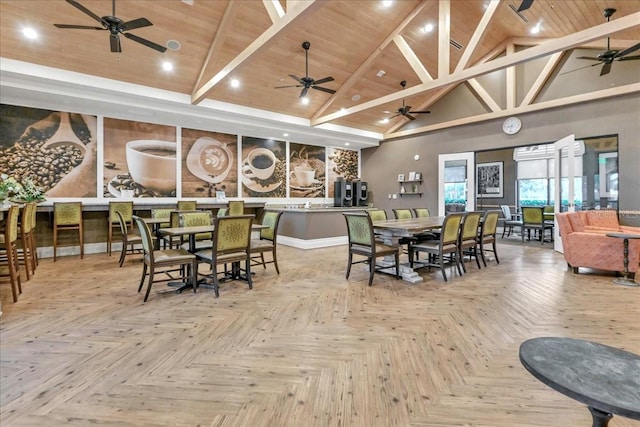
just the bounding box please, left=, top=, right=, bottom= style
left=576, top=8, right=640, bottom=76
left=275, top=41, right=336, bottom=98
left=389, top=81, right=430, bottom=120
left=53, top=0, right=167, bottom=53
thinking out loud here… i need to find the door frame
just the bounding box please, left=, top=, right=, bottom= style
left=438, top=152, right=475, bottom=216
left=553, top=134, right=576, bottom=253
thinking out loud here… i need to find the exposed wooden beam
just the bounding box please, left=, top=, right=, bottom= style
left=467, top=78, right=501, bottom=112
left=520, top=51, right=563, bottom=107
left=438, top=0, right=450, bottom=79
left=454, top=0, right=501, bottom=72
left=192, top=0, right=320, bottom=105
left=311, top=0, right=430, bottom=120
left=312, top=11, right=640, bottom=126
left=385, top=83, right=640, bottom=140
left=505, top=41, right=516, bottom=109
left=263, top=0, right=285, bottom=23
left=191, top=2, right=239, bottom=95
left=393, top=35, right=433, bottom=83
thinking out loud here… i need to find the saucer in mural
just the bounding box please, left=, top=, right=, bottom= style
left=240, top=163, right=281, bottom=193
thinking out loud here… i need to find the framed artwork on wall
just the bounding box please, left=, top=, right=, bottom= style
left=477, top=161, right=503, bottom=198
left=397, top=174, right=405, bottom=182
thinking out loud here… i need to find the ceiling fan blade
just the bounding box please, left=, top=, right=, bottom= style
left=600, top=62, right=612, bottom=76
left=411, top=110, right=431, bottom=114
left=274, top=84, right=302, bottom=89
left=289, top=74, right=304, bottom=84
left=121, top=17, right=153, bottom=32
left=312, top=86, right=336, bottom=94
left=123, top=32, right=167, bottom=52
left=389, top=113, right=402, bottom=119
left=300, top=87, right=309, bottom=98
left=516, top=0, right=534, bottom=12
left=53, top=24, right=104, bottom=30
left=576, top=56, right=601, bottom=61
left=110, top=33, right=121, bottom=53
left=312, top=76, right=334, bottom=85
left=614, top=42, right=640, bottom=59
left=404, top=113, right=416, bottom=121
left=559, top=62, right=601, bottom=75
left=66, top=0, right=103, bottom=24
left=618, top=55, right=640, bottom=61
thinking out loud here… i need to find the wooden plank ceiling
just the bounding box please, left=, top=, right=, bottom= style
left=1, top=0, right=639, bottom=140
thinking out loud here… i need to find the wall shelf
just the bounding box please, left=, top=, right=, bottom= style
left=399, top=174, right=422, bottom=197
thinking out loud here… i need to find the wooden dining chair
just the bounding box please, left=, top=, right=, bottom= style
left=367, top=209, right=387, bottom=222
left=179, top=211, right=214, bottom=251
left=53, top=202, right=84, bottom=261
left=108, top=201, right=133, bottom=256
left=193, top=215, right=254, bottom=298
left=521, top=206, right=553, bottom=245
left=343, top=212, right=399, bottom=286
left=216, top=208, right=228, bottom=217
left=115, top=211, right=144, bottom=267
left=500, top=205, right=522, bottom=238
left=458, top=211, right=483, bottom=273
left=0, top=205, right=22, bottom=302
left=409, top=212, right=464, bottom=282
left=393, top=209, right=414, bottom=219
left=17, top=202, right=37, bottom=279
left=132, top=215, right=197, bottom=302
left=478, top=210, right=500, bottom=267
left=250, top=210, right=283, bottom=274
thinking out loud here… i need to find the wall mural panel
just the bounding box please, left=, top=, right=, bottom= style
left=0, top=105, right=97, bottom=198
left=327, top=147, right=359, bottom=197
left=182, top=128, right=238, bottom=198
left=103, top=118, right=176, bottom=198
left=240, top=137, right=286, bottom=197
left=289, top=143, right=325, bottom=198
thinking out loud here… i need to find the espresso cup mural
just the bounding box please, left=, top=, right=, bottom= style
left=241, top=136, right=286, bottom=197
left=103, top=118, right=176, bottom=198
left=289, top=142, right=326, bottom=198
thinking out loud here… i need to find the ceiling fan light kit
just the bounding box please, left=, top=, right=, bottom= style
left=53, top=0, right=167, bottom=53
left=274, top=41, right=336, bottom=99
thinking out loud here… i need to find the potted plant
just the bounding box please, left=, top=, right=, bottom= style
left=13, top=177, right=46, bottom=203
left=0, top=174, right=21, bottom=206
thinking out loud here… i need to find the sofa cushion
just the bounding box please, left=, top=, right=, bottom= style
left=585, top=210, right=619, bottom=229
left=567, top=212, right=586, bottom=232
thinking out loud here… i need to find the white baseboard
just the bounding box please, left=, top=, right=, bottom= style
left=278, top=235, right=347, bottom=250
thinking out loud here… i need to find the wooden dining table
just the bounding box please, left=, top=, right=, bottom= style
left=372, top=216, right=445, bottom=284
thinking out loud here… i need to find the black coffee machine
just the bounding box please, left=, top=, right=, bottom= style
left=353, top=180, right=368, bottom=206
left=334, top=179, right=353, bottom=207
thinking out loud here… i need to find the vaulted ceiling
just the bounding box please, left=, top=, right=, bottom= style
left=1, top=0, right=639, bottom=142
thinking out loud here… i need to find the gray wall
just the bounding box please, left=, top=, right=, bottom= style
left=362, top=94, right=640, bottom=213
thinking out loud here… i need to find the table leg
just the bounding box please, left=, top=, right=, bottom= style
left=588, top=406, right=612, bottom=427
left=613, top=238, right=639, bottom=287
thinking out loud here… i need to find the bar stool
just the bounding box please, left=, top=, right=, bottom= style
left=0, top=205, right=22, bottom=301
left=17, top=202, right=37, bottom=279
left=53, top=202, right=84, bottom=261
left=108, top=201, right=133, bottom=256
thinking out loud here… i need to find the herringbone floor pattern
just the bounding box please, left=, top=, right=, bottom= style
left=1, top=243, right=639, bottom=426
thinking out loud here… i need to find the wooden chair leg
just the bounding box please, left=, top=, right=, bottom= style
left=346, top=252, right=353, bottom=279
left=493, top=240, right=500, bottom=264
left=273, top=249, right=280, bottom=275
left=143, top=265, right=154, bottom=302
left=138, top=263, right=147, bottom=293
left=79, top=224, right=84, bottom=259
left=368, top=256, right=375, bottom=286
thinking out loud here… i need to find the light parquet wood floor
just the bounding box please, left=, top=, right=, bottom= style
left=1, top=243, right=639, bottom=427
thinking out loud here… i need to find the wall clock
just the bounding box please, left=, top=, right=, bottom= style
left=502, top=116, right=522, bottom=135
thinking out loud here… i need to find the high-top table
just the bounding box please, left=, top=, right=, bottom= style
left=519, top=337, right=640, bottom=427
left=606, top=232, right=640, bottom=287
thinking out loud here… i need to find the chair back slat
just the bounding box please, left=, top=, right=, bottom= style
left=522, top=207, right=543, bottom=224
left=414, top=208, right=430, bottom=218
left=228, top=200, right=244, bottom=216
left=214, top=215, right=254, bottom=252
left=54, top=202, right=82, bottom=226
left=367, top=209, right=387, bottom=222
left=393, top=209, right=413, bottom=220
left=500, top=205, right=512, bottom=221
left=344, top=213, right=373, bottom=247
left=460, top=212, right=482, bottom=240
left=260, top=211, right=282, bottom=242
left=441, top=213, right=464, bottom=245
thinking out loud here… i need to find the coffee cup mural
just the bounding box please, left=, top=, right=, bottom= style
left=126, top=139, right=177, bottom=193
left=291, top=165, right=316, bottom=187
left=244, top=148, right=277, bottom=180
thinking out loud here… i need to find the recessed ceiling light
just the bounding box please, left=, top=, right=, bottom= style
left=381, top=118, right=390, bottom=124
left=376, top=70, right=386, bottom=78
left=162, top=61, right=173, bottom=71
left=301, top=97, right=310, bottom=105
left=283, top=133, right=289, bottom=137
left=352, top=94, right=361, bottom=102
left=421, top=23, right=434, bottom=33
left=230, top=79, right=240, bottom=88
left=22, top=27, right=38, bottom=40
left=382, top=0, right=393, bottom=7
left=530, top=22, right=542, bottom=34
left=166, top=40, right=181, bottom=51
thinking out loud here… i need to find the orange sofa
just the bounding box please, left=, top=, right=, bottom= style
left=556, top=210, right=640, bottom=277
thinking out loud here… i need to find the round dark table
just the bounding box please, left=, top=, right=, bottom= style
left=606, top=232, right=640, bottom=287
left=519, top=337, right=640, bottom=427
